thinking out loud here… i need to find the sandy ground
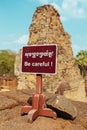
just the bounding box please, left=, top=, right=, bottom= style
left=0, top=89, right=87, bottom=130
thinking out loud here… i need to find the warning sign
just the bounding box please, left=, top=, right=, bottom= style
left=22, top=44, right=57, bottom=74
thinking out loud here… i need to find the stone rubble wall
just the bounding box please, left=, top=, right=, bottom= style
left=14, top=50, right=36, bottom=90
left=14, top=5, right=86, bottom=102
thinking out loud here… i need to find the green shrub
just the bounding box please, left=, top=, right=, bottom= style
left=0, top=50, right=16, bottom=74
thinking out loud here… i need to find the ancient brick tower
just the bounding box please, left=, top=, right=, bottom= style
left=15, top=5, right=86, bottom=102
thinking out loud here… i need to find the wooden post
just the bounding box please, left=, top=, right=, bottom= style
left=36, top=74, right=42, bottom=94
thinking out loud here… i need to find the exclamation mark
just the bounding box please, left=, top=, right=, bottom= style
left=51, top=62, right=53, bottom=67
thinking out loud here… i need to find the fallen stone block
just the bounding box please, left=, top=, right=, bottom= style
left=46, top=95, right=77, bottom=120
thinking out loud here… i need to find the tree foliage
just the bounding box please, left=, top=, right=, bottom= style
left=0, top=50, right=16, bottom=74
left=75, top=50, right=87, bottom=78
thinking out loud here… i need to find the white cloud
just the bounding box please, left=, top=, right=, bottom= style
left=37, top=0, right=58, bottom=4
left=37, top=0, right=48, bottom=4
left=51, top=3, right=61, bottom=12
left=72, top=44, right=80, bottom=50
left=35, top=0, right=87, bottom=20
left=17, top=34, right=28, bottom=44
left=78, top=0, right=87, bottom=8
left=0, top=34, right=29, bottom=52
left=61, top=0, right=87, bottom=19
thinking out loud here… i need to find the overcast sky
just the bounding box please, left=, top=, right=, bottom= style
left=0, top=0, right=87, bottom=56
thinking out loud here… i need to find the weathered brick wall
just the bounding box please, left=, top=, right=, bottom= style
left=0, top=78, right=17, bottom=90
left=15, top=5, right=86, bottom=102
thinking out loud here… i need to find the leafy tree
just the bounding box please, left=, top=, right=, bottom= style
left=0, top=50, right=16, bottom=74
left=75, top=50, right=87, bottom=78
left=0, top=62, right=10, bottom=74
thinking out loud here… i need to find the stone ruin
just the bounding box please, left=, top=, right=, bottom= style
left=14, top=5, right=86, bottom=102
